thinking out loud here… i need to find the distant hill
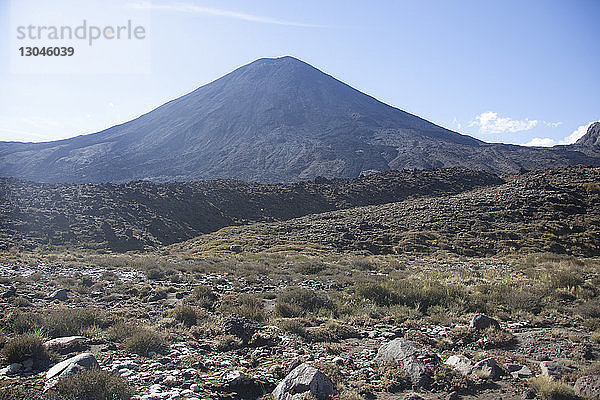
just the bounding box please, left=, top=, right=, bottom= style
left=170, top=167, right=600, bottom=257
left=0, top=168, right=502, bottom=251
left=0, top=56, right=599, bottom=183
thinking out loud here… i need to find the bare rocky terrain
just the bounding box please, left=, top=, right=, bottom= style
left=0, top=252, right=599, bottom=400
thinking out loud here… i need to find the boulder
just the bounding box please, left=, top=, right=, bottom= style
left=575, top=375, right=600, bottom=400
left=471, top=357, right=502, bottom=380
left=470, top=314, right=500, bottom=331
left=375, top=338, right=439, bottom=387
left=506, top=364, right=533, bottom=379
left=44, top=336, right=88, bottom=355
left=272, top=363, right=336, bottom=400
left=49, top=289, right=69, bottom=301
left=445, top=355, right=473, bottom=375
left=45, top=353, right=99, bottom=390
left=2, top=286, right=16, bottom=298
left=540, top=361, right=569, bottom=379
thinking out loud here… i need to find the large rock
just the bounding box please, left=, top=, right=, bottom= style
left=540, top=361, right=570, bottom=379
left=445, top=354, right=473, bottom=375
left=44, top=336, right=88, bottom=355
left=49, top=289, right=69, bottom=301
left=45, top=353, right=99, bottom=390
left=470, top=314, right=500, bottom=331
left=375, top=338, right=439, bottom=387
left=471, top=357, right=503, bottom=380
left=272, top=363, right=336, bottom=400
left=575, top=375, right=600, bottom=400
left=506, top=364, right=533, bottom=379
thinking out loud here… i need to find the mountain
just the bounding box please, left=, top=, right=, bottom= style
left=0, top=168, right=502, bottom=251
left=0, top=56, right=599, bottom=183
left=576, top=122, right=600, bottom=148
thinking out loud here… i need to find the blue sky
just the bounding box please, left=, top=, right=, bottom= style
left=0, top=0, right=598, bottom=145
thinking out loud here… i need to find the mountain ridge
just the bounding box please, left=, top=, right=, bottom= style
left=1, top=56, right=599, bottom=183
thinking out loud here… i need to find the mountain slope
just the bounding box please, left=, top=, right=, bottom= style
left=0, top=168, right=502, bottom=251
left=0, top=57, right=599, bottom=183
left=170, top=167, right=600, bottom=257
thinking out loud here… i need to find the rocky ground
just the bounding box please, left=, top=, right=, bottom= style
left=0, top=252, right=599, bottom=399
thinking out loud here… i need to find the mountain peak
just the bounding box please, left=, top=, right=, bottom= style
left=576, top=122, right=600, bottom=147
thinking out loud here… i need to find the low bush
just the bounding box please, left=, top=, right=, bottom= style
left=170, top=305, right=198, bottom=327
left=1, top=334, right=51, bottom=370
left=528, top=376, right=577, bottom=400
left=274, top=288, right=334, bottom=318
left=124, top=329, right=168, bottom=356
left=50, top=369, right=135, bottom=400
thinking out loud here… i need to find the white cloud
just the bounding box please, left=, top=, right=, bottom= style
left=559, top=120, right=598, bottom=145
left=520, top=120, right=599, bottom=147
left=469, top=111, right=538, bottom=134
left=125, top=1, right=323, bottom=27
left=524, top=137, right=556, bottom=147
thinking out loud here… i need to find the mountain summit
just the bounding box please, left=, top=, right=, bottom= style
left=0, top=56, right=599, bottom=183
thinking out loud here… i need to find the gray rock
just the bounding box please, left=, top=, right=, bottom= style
left=445, top=355, right=473, bottom=375
left=575, top=375, right=600, bottom=399
left=506, top=364, right=533, bottom=379
left=375, top=338, right=439, bottom=387
left=471, top=357, right=502, bottom=380
left=44, top=336, right=88, bottom=354
left=540, top=361, right=569, bottom=379
left=272, top=363, right=336, bottom=400
left=2, top=286, right=16, bottom=298
left=1, top=363, right=22, bottom=376
left=45, top=353, right=99, bottom=390
left=470, top=314, right=500, bottom=331
left=49, top=289, right=69, bottom=301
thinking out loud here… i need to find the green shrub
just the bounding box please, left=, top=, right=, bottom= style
left=106, top=321, right=138, bottom=342
left=50, top=369, right=134, bottom=400
left=124, top=329, right=168, bottom=356
left=219, top=293, right=266, bottom=322
left=550, top=270, right=584, bottom=290
left=191, top=285, right=218, bottom=309
left=1, top=334, right=51, bottom=370
left=43, top=308, right=107, bottom=338
left=528, top=376, right=577, bottom=400
left=303, top=320, right=358, bottom=343
left=170, top=305, right=198, bottom=327
left=274, top=288, right=334, bottom=318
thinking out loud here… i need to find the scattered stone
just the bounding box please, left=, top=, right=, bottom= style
left=574, top=375, right=600, bottom=400
left=471, top=357, right=502, bottom=380
left=49, top=288, right=69, bottom=301
left=522, top=388, right=536, bottom=399
left=44, top=336, right=88, bottom=355
left=470, top=314, right=500, bottom=331
left=375, top=338, right=439, bottom=387
left=445, top=355, right=473, bottom=375
left=272, top=363, right=336, bottom=400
